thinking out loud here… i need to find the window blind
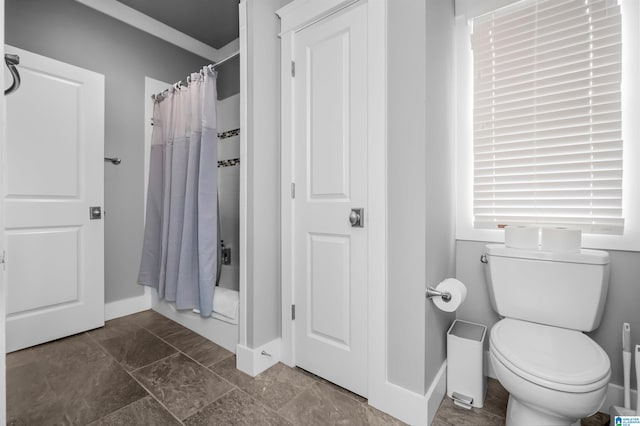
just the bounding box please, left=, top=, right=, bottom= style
left=470, top=0, right=623, bottom=234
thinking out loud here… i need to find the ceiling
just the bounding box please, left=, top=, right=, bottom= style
left=115, top=0, right=239, bottom=49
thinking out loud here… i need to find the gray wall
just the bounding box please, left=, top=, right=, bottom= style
left=387, top=0, right=456, bottom=394
left=244, top=0, right=282, bottom=348
left=387, top=0, right=428, bottom=393
left=217, top=55, right=240, bottom=100
left=424, top=0, right=456, bottom=390
left=5, top=0, right=236, bottom=304
left=456, top=240, right=640, bottom=390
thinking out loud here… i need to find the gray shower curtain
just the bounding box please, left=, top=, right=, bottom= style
left=138, top=68, right=219, bottom=317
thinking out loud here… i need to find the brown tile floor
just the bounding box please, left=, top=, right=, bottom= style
left=432, top=378, right=610, bottom=426
left=6, top=310, right=612, bottom=425
left=6, top=310, right=402, bottom=425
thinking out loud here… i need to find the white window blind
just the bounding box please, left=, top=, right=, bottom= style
left=470, top=0, right=623, bottom=234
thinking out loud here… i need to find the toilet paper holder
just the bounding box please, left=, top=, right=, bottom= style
left=426, top=287, right=452, bottom=302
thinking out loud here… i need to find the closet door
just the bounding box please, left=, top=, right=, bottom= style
left=3, top=46, right=105, bottom=352
left=291, top=2, right=369, bottom=397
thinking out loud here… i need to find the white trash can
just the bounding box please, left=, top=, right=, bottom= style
left=446, top=319, right=487, bottom=409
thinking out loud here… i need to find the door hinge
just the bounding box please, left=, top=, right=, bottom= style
left=291, top=304, right=296, bottom=320
left=0, top=250, right=6, bottom=271
left=291, top=61, right=295, bottom=77
left=291, top=182, right=296, bottom=199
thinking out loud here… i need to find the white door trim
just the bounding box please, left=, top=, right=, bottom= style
left=0, top=1, right=7, bottom=422
left=277, top=0, right=389, bottom=410
left=238, top=0, right=248, bottom=350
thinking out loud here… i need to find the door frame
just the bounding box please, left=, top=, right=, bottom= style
left=277, top=0, right=388, bottom=403
left=0, top=0, right=7, bottom=423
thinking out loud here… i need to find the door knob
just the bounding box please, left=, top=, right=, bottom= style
left=349, top=208, right=364, bottom=227
left=89, top=206, right=102, bottom=220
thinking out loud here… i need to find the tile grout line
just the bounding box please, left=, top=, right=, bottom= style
left=92, top=316, right=372, bottom=424
left=215, top=386, right=293, bottom=425
left=125, top=367, right=186, bottom=425
left=139, top=324, right=239, bottom=391
left=107, top=313, right=306, bottom=423
left=179, top=387, right=238, bottom=424
left=143, top=320, right=300, bottom=422
left=132, top=328, right=245, bottom=422
left=84, top=331, right=186, bottom=425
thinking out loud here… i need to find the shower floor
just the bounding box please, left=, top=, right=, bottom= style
left=6, top=310, right=402, bottom=425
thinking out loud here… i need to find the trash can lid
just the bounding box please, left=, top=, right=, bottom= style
left=448, top=320, right=486, bottom=342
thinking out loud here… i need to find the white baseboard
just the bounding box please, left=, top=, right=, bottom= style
left=602, top=382, right=638, bottom=413
left=368, top=379, right=428, bottom=425
left=236, top=338, right=281, bottom=377
left=366, top=361, right=447, bottom=425
left=104, top=288, right=152, bottom=321
left=426, top=361, right=448, bottom=426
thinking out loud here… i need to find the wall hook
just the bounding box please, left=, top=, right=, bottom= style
left=4, top=54, right=21, bottom=96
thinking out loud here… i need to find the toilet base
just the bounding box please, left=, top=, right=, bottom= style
left=506, top=395, right=578, bottom=426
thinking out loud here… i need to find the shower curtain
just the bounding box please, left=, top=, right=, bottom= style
left=138, top=67, right=219, bottom=317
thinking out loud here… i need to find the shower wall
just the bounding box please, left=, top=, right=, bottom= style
left=217, top=94, right=240, bottom=291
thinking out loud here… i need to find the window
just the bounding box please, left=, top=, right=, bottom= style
left=456, top=0, right=640, bottom=250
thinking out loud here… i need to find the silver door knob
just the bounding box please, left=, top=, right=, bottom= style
left=349, top=208, right=364, bottom=227
left=89, top=206, right=102, bottom=220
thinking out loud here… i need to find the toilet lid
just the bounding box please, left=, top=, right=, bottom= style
left=490, top=319, right=610, bottom=387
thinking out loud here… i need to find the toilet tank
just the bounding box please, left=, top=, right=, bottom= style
left=483, top=244, right=610, bottom=332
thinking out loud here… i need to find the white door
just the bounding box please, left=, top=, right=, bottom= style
left=292, top=3, right=368, bottom=397
left=3, top=46, right=105, bottom=352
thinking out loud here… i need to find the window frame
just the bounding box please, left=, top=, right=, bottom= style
left=455, top=0, right=640, bottom=251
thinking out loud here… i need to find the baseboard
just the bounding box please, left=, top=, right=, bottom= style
left=426, top=361, right=448, bottom=426
left=602, top=382, right=638, bottom=413
left=104, top=289, right=152, bottom=321
left=236, top=338, right=281, bottom=377
left=368, top=378, right=429, bottom=425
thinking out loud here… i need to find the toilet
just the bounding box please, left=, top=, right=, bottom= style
left=483, top=244, right=611, bottom=426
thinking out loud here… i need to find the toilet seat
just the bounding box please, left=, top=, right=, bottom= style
left=490, top=319, right=610, bottom=393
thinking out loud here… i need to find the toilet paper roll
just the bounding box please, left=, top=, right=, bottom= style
left=433, top=278, right=467, bottom=313
left=504, top=226, right=539, bottom=249
left=540, top=227, right=582, bottom=253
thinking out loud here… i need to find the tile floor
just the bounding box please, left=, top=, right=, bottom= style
left=6, top=310, right=402, bottom=425
left=6, top=310, right=612, bottom=425
left=431, top=379, right=610, bottom=426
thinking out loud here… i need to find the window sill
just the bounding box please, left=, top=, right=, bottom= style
left=456, top=226, right=640, bottom=253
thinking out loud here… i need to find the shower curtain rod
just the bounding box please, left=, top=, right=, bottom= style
left=151, top=50, right=239, bottom=102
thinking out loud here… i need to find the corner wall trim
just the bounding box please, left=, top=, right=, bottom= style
left=104, top=288, right=152, bottom=321
left=236, top=338, right=281, bottom=377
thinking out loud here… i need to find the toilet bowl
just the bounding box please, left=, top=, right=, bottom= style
left=489, top=318, right=610, bottom=426
left=482, top=244, right=611, bottom=425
